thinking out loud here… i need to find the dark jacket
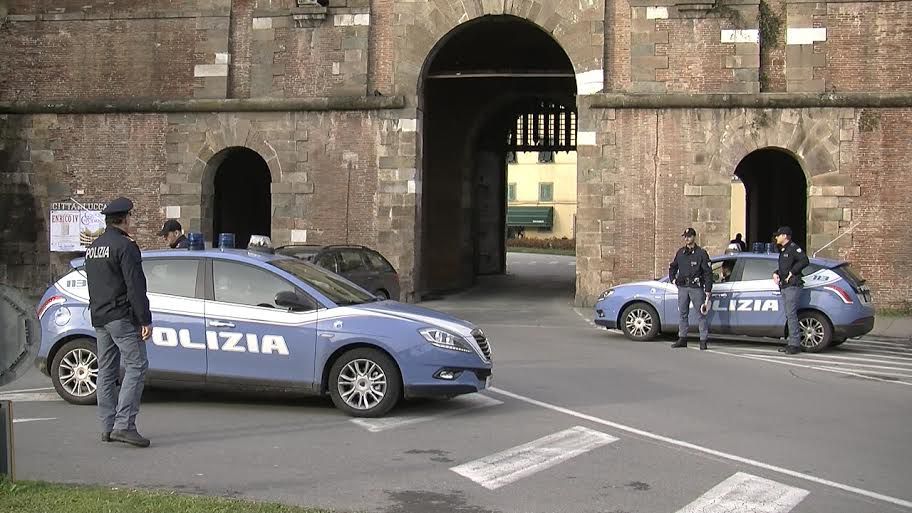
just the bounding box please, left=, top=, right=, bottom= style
left=669, top=245, right=713, bottom=293
left=170, top=234, right=190, bottom=249
left=84, top=226, right=152, bottom=328
left=774, top=240, right=809, bottom=288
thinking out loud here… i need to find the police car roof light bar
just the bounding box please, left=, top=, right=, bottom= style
left=248, top=235, right=275, bottom=253
left=218, top=233, right=236, bottom=250
left=187, top=232, right=205, bottom=251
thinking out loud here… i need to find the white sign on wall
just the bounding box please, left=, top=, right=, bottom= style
left=49, top=201, right=106, bottom=252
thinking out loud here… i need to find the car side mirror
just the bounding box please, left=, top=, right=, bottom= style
left=275, top=291, right=316, bottom=312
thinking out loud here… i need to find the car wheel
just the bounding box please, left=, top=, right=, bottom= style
left=374, top=289, right=390, bottom=300
left=620, top=303, right=660, bottom=341
left=51, top=338, right=99, bottom=405
left=329, top=348, right=402, bottom=417
left=799, top=311, right=833, bottom=353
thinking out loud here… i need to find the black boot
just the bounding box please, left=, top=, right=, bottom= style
left=778, top=345, right=801, bottom=355
left=671, top=338, right=687, bottom=348
left=101, top=432, right=112, bottom=442
left=699, top=341, right=708, bottom=351
left=110, top=429, right=150, bottom=447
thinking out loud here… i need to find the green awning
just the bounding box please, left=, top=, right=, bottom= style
left=507, top=206, right=554, bottom=228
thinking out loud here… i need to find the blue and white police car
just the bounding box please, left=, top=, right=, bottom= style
left=594, top=251, right=874, bottom=352
left=34, top=237, right=493, bottom=417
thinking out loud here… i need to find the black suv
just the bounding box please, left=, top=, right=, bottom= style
left=275, top=244, right=401, bottom=300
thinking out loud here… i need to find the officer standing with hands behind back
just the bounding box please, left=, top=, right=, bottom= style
left=669, top=227, right=713, bottom=350
left=84, top=197, right=153, bottom=447
left=772, top=226, right=809, bottom=355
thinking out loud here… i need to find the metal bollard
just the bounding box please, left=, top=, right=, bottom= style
left=0, top=400, right=13, bottom=480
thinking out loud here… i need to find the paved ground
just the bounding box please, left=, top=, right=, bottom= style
left=2, top=252, right=911, bottom=513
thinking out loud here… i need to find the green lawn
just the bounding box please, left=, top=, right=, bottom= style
left=0, top=479, right=333, bottom=513
left=506, top=247, right=576, bottom=256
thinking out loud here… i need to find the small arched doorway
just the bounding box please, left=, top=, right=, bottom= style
left=418, top=15, right=577, bottom=297
left=733, top=148, right=808, bottom=249
left=204, top=147, right=271, bottom=249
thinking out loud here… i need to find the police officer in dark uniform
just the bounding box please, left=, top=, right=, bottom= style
left=772, top=226, right=809, bottom=355
left=669, top=227, right=713, bottom=350
left=84, top=197, right=153, bottom=447
left=157, top=219, right=189, bottom=249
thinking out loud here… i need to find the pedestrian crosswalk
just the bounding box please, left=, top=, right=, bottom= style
left=450, top=426, right=618, bottom=490
left=348, top=394, right=824, bottom=511
left=674, top=472, right=809, bottom=513
left=708, top=337, right=912, bottom=386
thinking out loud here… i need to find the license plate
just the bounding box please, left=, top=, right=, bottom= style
left=485, top=375, right=493, bottom=388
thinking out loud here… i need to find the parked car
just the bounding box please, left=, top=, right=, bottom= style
left=34, top=244, right=492, bottom=417
left=594, top=252, right=874, bottom=352
left=276, top=244, right=400, bottom=301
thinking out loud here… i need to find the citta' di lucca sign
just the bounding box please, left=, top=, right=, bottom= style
left=49, top=201, right=106, bottom=253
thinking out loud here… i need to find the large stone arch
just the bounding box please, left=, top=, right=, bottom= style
left=713, top=109, right=857, bottom=257
left=396, top=1, right=605, bottom=99
left=160, top=113, right=288, bottom=241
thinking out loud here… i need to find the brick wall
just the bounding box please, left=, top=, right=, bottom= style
left=368, top=0, right=394, bottom=95
left=629, top=4, right=759, bottom=94
left=825, top=1, right=912, bottom=93
left=228, top=0, right=256, bottom=98
left=845, top=109, right=912, bottom=309
left=0, top=18, right=203, bottom=101
left=0, top=113, right=168, bottom=292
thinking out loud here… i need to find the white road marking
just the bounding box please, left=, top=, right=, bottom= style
left=715, top=352, right=912, bottom=386
left=568, top=262, right=575, bottom=266
left=548, top=261, right=558, bottom=265
left=0, top=387, right=54, bottom=394
left=714, top=349, right=912, bottom=385
left=488, top=387, right=912, bottom=508
left=350, top=394, right=502, bottom=432
left=817, top=367, right=912, bottom=379
left=0, top=392, right=62, bottom=402
left=739, top=354, right=912, bottom=373
left=450, top=426, right=618, bottom=490
left=13, top=417, right=57, bottom=424
left=675, top=472, right=809, bottom=513
left=722, top=345, right=912, bottom=363
left=848, top=339, right=912, bottom=349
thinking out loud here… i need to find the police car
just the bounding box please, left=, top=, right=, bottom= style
left=34, top=237, right=493, bottom=417
left=594, top=251, right=874, bottom=352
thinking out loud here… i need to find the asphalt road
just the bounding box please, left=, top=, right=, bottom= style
left=2, top=252, right=911, bottom=513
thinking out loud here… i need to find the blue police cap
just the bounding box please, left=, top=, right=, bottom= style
left=101, top=197, right=135, bottom=215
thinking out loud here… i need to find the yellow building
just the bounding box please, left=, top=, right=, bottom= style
left=506, top=150, right=577, bottom=239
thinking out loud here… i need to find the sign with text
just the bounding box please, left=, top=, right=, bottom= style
left=49, top=202, right=106, bottom=252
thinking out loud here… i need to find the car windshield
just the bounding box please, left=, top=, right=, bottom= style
left=269, top=258, right=378, bottom=305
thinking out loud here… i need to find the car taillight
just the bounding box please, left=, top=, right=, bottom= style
left=37, top=295, right=66, bottom=319
left=824, top=285, right=854, bottom=304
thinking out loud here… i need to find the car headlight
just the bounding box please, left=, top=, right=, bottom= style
left=419, top=328, right=473, bottom=353
left=597, top=289, right=615, bottom=301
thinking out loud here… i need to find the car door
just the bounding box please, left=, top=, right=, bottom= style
left=729, top=258, right=786, bottom=337
left=363, top=249, right=400, bottom=300
left=204, top=259, right=319, bottom=389
left=315, top=251, right=341, bottom=274
left=338, top=249, right=374, bottom=292
left=141, top=257, right=207, bottom=383
left=706, top=258, right=737, bottom=334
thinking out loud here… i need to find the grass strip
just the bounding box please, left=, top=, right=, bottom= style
left=0, top=479, right=334, bottom=513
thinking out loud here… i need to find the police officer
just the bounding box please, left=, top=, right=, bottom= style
left=669, top=227, right=713, bottom=350
left=84, top=197, right=153, bottom=447
left=772, top=226, right=809, bottom=355
left=157, top=219, right=189, bottom=249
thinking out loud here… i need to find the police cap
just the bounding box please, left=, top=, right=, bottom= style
left=681, top=227, right=697, bottom=237
left=773, top=226, right=793, bottom=237
left=100, top=197, right=134, bottom=215
left=157, top=219, right=182, bottom=236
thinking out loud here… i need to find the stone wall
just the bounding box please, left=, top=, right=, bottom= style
left=576, top=100, right=911, bottom=309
